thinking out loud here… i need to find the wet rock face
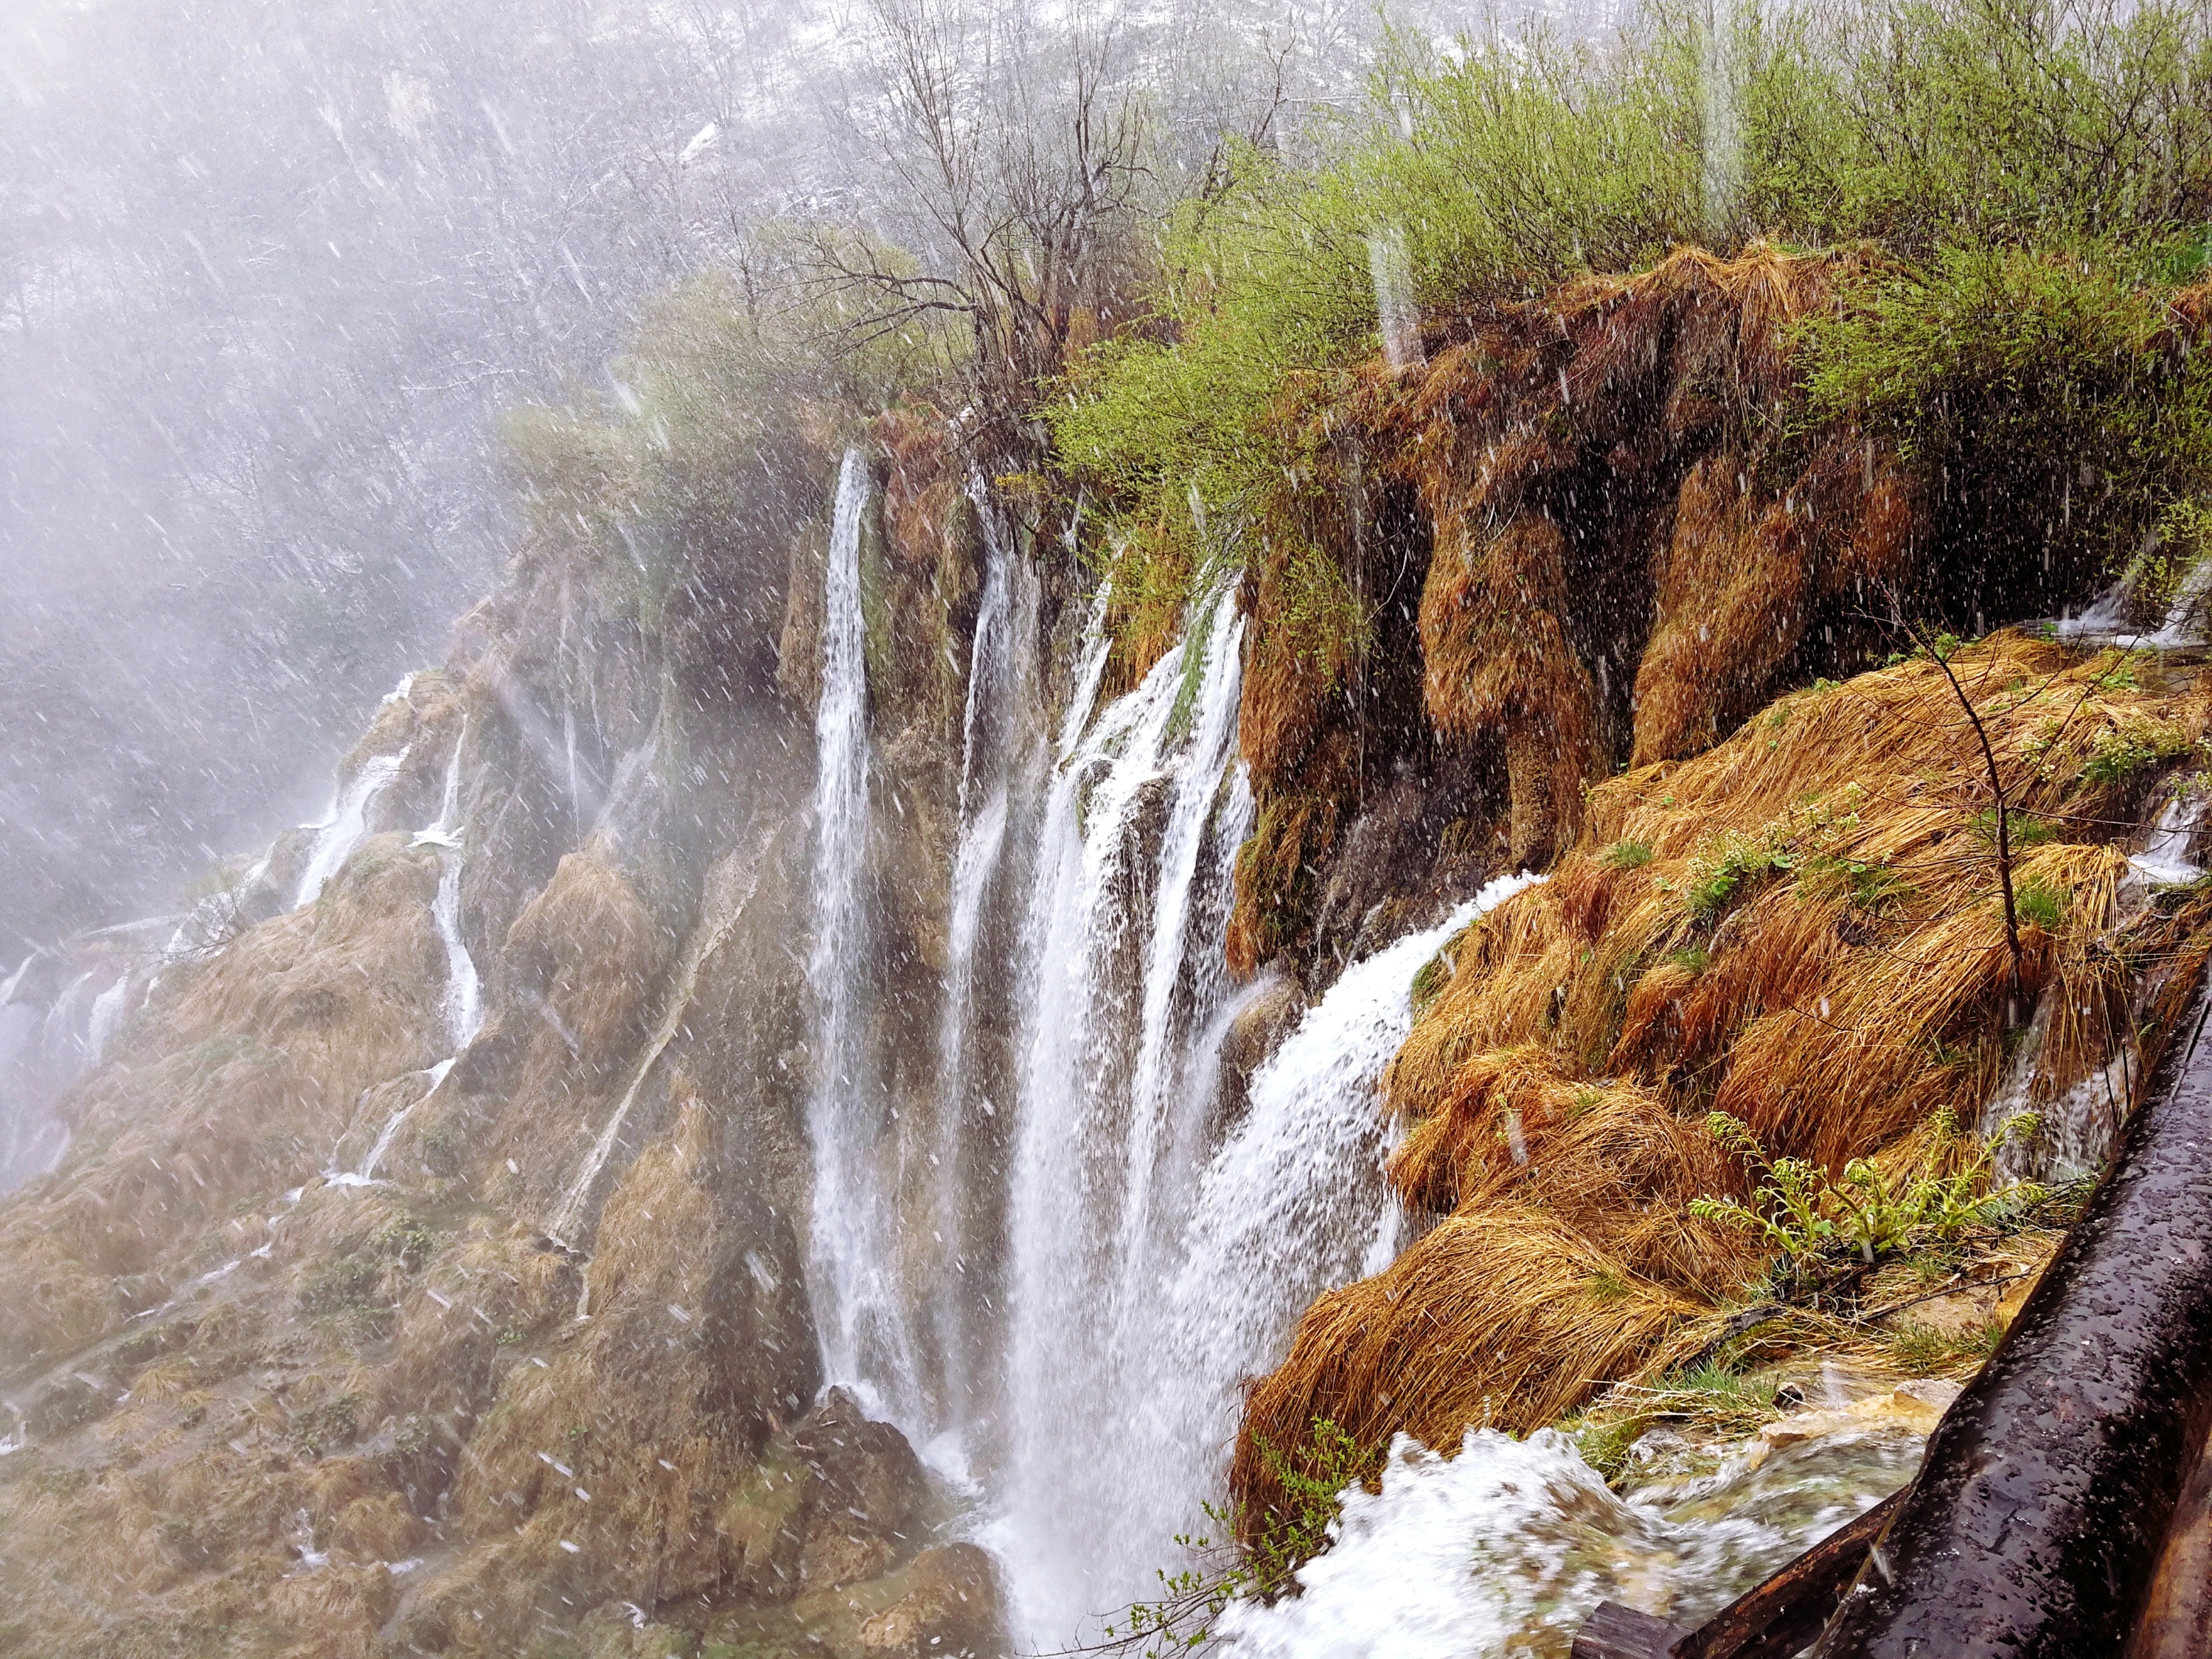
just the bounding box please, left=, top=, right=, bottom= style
left=793, top=1388, right=928, bottom=1587
left=1217, top=970, right=1306, bottom=1133
left=858, top=1543, right=1006, bottom=1658
left=720, top=1387, right=928, bottom=1603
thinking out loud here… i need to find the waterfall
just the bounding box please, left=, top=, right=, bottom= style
left=295, top=747, right=408, bottom=908
left=1110, top=594, right=1248, bottom=1332
left=331, top=721, right=482, bottom=1190
left=793, top=483, right=1573, bottom=1640
left=328, top=1058, right=456, bottom=1189
left=429, top=863, right=483, bottom=1051
left=995, top=588, right=1262, bottom=1632
left=413, top=720, right=482, bottom=1051
left=414, top=716, right=467, bottom=849
left=927, top=475, right=1044, bottom=1431
left=85, top=976, right=129, bottom=1064
left=1367, top=226, right=1424, bottom=372
left=804, top=445, right=920, bottom=1416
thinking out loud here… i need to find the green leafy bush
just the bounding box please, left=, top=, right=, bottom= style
left=1051, top=0, right=2212, bottom=643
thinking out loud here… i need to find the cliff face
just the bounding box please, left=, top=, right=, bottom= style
left=0, top=399, right=1021, bottom=1659
left=3, top=249, right=2210, bottom=1659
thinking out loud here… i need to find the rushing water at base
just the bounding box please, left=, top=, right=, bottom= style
left=1220, top=1413, right=1923, bottom=1658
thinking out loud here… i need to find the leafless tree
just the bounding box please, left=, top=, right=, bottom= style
left=800, top=0, right=1150, bottom=434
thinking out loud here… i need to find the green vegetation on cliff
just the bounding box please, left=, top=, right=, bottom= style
left=1053, top=0, right=2212, bottom=632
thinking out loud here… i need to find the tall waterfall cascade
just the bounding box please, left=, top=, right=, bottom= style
left=792, top=466, right=1588, bottom=1638
left=804, top=446, right=923, bottom=1419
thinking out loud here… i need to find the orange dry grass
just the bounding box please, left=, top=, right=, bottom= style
left=1392, top=632, right=2212, bottom=1162
left=1237, top=633, right=2212, bottom=1526
left=878, top=404, right=960, bottom=575
left=1387, top=1046, right=1753, bottom=1285
left=1234, top=1207, right=1718, bottom=1533
left=1349, top=244, right=1893, bottom=863
left=1632, top=441, right=1918, bottom=765
left=502, top=851, right=668, bottom=1067
left=1224, top=243, right=1921, bottom=960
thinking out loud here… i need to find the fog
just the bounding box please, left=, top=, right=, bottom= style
left=0, top=0, right=1506, bottom=958
left=0, top=0, right=861, bottom=951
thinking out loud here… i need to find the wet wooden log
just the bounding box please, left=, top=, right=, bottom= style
left=1571, top=1601, right=1688, bottom=1659
left=1672, top=1489, right=1905, bottom=1659
left=1812, top=978, right=2212, bottom=1658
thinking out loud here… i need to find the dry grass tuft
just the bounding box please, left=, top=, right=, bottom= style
left=1235, top=1206, right=1719, bottom=1531
left=1237, top=630, right=2212, bottom=1530
left=1387, top=1046, right=1752, bottom=1284
left=1225, top=245, right=1928, bottom=960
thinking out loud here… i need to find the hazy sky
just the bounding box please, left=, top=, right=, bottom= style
left=0, top=0, right=1552, bottom=954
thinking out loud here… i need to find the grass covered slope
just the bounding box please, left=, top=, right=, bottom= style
left=1234, top=631, right=2212, bottom=1532
left=1049, top=0, right=2212, bottom=981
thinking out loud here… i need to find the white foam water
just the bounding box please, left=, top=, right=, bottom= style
left=295, top=748, right=408, bottom=908
left=1217, top=1420, right=1919, bottom=1658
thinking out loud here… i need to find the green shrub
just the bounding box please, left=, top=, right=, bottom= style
left=1685, top=834, right=1792, bottom=922
left=298, top=1256, right=381, bottom=1318
left=2014, top=876, right=2067, bottom=929
left=1051, top=0, right=2212, bottom=650
left=1102, top=1419, right=1371, bottom=1655
left=2081, top=717, right=2197, bottom=785
left=1804, top=851, right=1916, bottom=911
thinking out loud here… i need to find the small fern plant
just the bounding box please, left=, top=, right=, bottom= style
left=1691, top=1108, right=2043, bottom=1296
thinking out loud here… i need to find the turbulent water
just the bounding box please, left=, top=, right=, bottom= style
left=1220, top=1419, right=1920, bottom=1657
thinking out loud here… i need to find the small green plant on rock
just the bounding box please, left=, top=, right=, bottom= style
left=1601, top=839, right=1655, bottom=869
left=1076, top=1419, right=1368, bottom=1656
left=1691, top=1109, right=2044, bottom=1298
left=2082, top=717, right=2194, bottom=786
left=1684, top=832, right=1792, bottom=922
left=2013, top=877, right=2067, bottom=930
